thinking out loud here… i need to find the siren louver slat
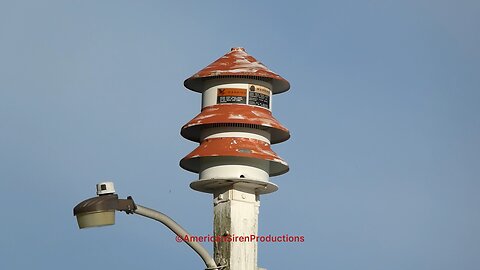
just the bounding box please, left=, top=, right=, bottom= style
left=181, top=104, right=290, bottom=144
left=180, top=137, right=288, bottom=176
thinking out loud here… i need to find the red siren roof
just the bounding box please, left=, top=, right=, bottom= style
left=180, top=137, right=289, bottom=176
left=184, top=47, right=290, bottom=94
left=181, top=104, right=290, bottom=144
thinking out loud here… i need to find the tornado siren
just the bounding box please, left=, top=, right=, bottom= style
left=180, top=47, right=290, bottom=195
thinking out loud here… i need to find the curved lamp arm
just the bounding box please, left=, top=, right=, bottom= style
left=133, top=205, right=219, bottom=270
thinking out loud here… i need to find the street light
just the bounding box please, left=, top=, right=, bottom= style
left=73, top=182, right=135, bottom=228
left=73, top=182, right=221, bottom=270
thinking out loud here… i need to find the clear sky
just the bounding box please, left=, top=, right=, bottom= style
left=1, top=1, right=479, bottom=269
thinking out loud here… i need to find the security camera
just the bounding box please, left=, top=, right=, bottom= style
left=96, top=182, right=116, bottom=195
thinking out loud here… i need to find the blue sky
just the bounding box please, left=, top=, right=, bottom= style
left=1, top=1, right=479, bottom=269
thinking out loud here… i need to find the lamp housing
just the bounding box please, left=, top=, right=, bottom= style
left=73, top=194, right=135, bottom=229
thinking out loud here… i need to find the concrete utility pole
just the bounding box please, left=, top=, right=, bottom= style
left=180, top=47, right=291, bottom=270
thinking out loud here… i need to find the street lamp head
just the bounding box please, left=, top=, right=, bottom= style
left=73, top=194, right=118, bottom=228
left=73, top=182, right=136, bottom=229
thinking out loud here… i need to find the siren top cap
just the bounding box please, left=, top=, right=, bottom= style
left=184, top=47, right=290, bottom=94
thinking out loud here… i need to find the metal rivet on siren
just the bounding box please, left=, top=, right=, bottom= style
left=180, top=47, right=290, bottom=195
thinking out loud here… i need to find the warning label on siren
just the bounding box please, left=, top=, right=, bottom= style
left=248, top=85, right=271, bottom=109
left=217, top=88, right=247, bottom=104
